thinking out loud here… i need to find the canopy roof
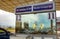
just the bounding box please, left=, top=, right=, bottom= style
left=0, top=0, right=60, bottom=13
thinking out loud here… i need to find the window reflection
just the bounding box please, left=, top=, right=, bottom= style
left=17, top=13, right=56, bottom=35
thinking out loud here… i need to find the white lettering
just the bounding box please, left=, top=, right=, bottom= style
left=19, top=8, right=31, bottom=11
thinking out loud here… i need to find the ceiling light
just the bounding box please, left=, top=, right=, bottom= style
left=49, top=0, right=54, bottom=1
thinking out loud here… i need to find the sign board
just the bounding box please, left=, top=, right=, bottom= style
left=16, top=6, right=32, bottom=14
left=33, top=3, right=53, bottom=11
left=15, top=1, right=55, bottom=15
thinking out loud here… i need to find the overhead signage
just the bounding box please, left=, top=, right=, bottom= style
left=15, top=1, right=55, bottom=14
left=16, top=6, right=32, bottom=13
left=33, top=3, right=53, bottom=11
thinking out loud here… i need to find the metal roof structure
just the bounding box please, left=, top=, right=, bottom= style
left=0, top=0, right=60, bottom=13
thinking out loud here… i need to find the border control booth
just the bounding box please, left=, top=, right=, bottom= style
left=15, top=1, right=57, bottom=39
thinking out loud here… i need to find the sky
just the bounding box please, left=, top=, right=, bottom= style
left=0, top=10, right=16, bottom=28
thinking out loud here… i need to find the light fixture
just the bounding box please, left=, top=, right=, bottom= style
left=49, top=0, right=54, bottom=1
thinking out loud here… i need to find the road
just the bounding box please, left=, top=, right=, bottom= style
left=10, top=34, right=27, bottom=39
left=10, top=36, right=26, bottom=39
left=10, top=34, right=58, bottom=39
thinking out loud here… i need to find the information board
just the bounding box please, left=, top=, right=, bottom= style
left=15, top=1, right=55, bottom=15
left=33, top=3, right=53, bottom=11
left=16, top=6, right=32, bottom=13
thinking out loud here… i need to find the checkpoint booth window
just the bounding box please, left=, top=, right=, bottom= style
left=15, top=1, right=56, bottom=35
left=21, top=13, right=56, bottom=34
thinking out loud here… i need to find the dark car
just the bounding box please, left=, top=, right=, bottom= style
left=0, top=28, right=10, bottom=39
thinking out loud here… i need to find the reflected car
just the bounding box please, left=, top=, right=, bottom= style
left=0, top=28, right=10, bottom=39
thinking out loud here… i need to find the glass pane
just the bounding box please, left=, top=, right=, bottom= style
left=19, top=12, right=56, bottom=35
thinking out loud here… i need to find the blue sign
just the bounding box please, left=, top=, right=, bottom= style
left=33, top=3, right=53, bottom=11
left=15, top=2, right=55, bottom=14
left=16, top=6, right=32, bottom=13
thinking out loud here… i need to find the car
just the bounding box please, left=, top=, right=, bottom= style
left=0, top=28, right=10, bottom=39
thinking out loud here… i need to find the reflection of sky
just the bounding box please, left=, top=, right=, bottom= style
left=21, top=13, right=56, bottom=28
left=36, top=13, right=51, bottom=28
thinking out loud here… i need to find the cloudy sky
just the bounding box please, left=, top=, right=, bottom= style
left=0, top=10, right=16, bottom=28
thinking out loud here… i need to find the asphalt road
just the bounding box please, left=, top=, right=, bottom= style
left=10, top=34, right=58, bottom=39
left=10, top=36, right=26, bottom=39
left=10, top=34, right=27, bottom=39
left=10, top=36, right=58, bottom=39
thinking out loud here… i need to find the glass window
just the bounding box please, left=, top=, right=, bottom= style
left=18, top=12, right=56, bottom=35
